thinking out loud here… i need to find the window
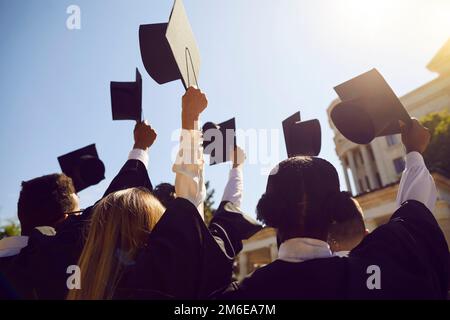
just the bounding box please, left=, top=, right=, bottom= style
left=393, top=157, right=405, bottom=174
left=376, top=173, right=382, bottom=188
left=386, top=135, right=398, bottom=146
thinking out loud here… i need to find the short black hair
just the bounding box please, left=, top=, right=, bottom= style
left=327, top=193, right=366, bottom=246
left=256, top=156, right=341, bottom=242
left=17, top=173, right=77, bottom=235
left=153, top=183, right=176, bottom=208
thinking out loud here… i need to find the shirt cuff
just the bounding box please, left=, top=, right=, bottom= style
left=405, top=151, right=424, bottom=170
left=128, top=148, right=149, bottom=169
left=229, top=166, right=243, bottom=179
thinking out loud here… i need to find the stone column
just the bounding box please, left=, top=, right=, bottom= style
left=361, top=145, right=379, bottom=190
left=347, top=150, right=361, bottom=194
left=341, top=158, right=353, bottom=194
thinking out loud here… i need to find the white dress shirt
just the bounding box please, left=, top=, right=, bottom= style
left=221, top=165, right=244, bottom=208
left=172, top=129, right=206, bottom=220
left=396, top=151, right=437, bottom=212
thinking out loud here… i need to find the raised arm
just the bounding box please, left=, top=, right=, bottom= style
left=221, top=146, right=246, bottom=208
left=172, top=87, right=208, bottom=219
left=396, top=119, right=437, bottom=212
left=103, top=121, right=157, bottom=197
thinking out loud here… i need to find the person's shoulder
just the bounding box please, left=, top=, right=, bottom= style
left=391, top=200, right=436, bottom=224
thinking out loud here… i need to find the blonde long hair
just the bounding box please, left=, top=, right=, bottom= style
left=67, top=187, right=165, bottom=300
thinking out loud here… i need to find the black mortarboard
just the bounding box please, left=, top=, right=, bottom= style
left=331, top=68, right=411, bottom=144
left=202, top=118, right=236, bottom=165
left=58, top=144, right=105, bottom=192
left=139, top=0, right=200, bottom=90
left=110, top=68, right=142, bottom=122
left=282, top=111, right=321, bottom=157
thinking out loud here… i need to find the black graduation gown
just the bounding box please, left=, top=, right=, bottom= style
left=219, top=200, right=449, bottom=300
left=209, top=201, right=262, bottom=263
left=0, top=255, right=27, bottom=299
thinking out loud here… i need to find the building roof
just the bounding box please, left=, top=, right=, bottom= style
left=427, top=38, right=450, bottom=75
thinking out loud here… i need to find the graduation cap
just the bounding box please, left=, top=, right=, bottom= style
left=282, top=111, right=321, bottom=157
left=139, top=0, right=200, bottom=90
left=58, top=144, right=105, bottom=192
left=330, top=68, right=412, bottom=144
left=110, top=68, right=142, bottom=122
left=202, top=118, right=236, bottom=165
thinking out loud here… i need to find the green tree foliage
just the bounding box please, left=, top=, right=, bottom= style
left=420, top=110, right=450, bottom=177
left=0, top=220, right=21, bottom=239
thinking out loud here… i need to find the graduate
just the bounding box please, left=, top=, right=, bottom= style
left=0, top=173, right=77, bottom=299
left=218, top=119, right=449, bottom=299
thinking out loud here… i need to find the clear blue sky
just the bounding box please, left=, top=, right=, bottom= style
left=0, top=0, right=449, bottom=223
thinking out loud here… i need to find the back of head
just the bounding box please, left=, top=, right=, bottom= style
left=17, top=173, right=77, bottom=235
left=257, top=156, right=340, bottom=243
left=153, top=183, right=176, bottom=208
left=326, top=194, right=366, bottom=252
left=67, top=187, right=165, bottom=300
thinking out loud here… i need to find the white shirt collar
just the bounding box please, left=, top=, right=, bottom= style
left=333, top=250, right=350, bottom=258
left=278, top=237, right=333, bottom=263
left=0, top=236, right=29, bottom=258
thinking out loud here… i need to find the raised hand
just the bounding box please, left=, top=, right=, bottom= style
left=399, top=118, right=431, bottom=154
left=133, top=121, right=157, bottom=151
left=231, top=146, right=246, bottom=168
left=182, top=87, right=208, bottom=130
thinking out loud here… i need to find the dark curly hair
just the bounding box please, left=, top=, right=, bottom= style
left=18, top=173, right=77, bottom=235
left=256, top=156, right=344, bottom=243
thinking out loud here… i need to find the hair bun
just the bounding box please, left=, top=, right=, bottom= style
left=256, top=192, right=282, bottom=228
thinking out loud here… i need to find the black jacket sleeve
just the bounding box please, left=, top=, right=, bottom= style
left=350, top=200, right=449, bottom=298
left=103, top=159, right=153, bottom=197
left=209, top=201, right=262, bottom=259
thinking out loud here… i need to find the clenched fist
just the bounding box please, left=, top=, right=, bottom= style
left=134, top=121, right=157, bottom=151
left=399, top=118, right=431, bottom=154
left=182, top=87, right=208, bottom=130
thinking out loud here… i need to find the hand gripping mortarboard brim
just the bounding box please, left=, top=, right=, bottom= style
left=282, top=111, right=321, bottom=158
left=139, top=0, right=200, bottom=90
left=202, top=118, right=237, bottom=166
left=331, top=68, right=412, bottom=145
left=58, top=144, right=105, bottom=192
left=110, top=68, right=142, bottom=122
